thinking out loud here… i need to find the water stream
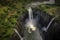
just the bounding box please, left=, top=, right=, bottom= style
left=42, top=17, right=55, bottom=32
left=14, top=29, right=23, bottom=40
left=26, top=0, right=55, bottom=7
left=28, top=7, right=33, bottom=22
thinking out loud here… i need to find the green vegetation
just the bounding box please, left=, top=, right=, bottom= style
left=0, top=0, right=25, bottom=40
left=0, top=0, right=60, bottom=40
left=39, top=5, right=60, bottom=22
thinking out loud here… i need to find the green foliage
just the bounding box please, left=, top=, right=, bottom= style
left=40, top=5, right=59, bottom=15
left=39, top=5, right=60, bottom=23
left=0, top=0, right=26, bottom=40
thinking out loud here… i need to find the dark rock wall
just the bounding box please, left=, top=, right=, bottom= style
left=55, top=0, right=60, bottom=5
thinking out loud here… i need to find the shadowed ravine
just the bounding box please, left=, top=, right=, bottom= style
left=13, top=0, right=56, bottom=40
left=12, top=7, right=60, bottom=40
left=14, top=7, right=55, bottom=40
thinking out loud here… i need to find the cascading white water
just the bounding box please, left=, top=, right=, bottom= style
left=14, top=29, right=23, bottom=40
left=26, top=0, right=55, bottom=7
left=28, top=7, right=33, bottom=22
left=24, top=7, right=43, bottom=40
left=42, top=17, right=55, bottom=32
left=25, top=7, right=36, bottom=33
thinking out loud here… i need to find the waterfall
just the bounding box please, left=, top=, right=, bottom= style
left=28, top=7, right=33, bottom=21
left=13, top=0, right=55, bottom=40
left=42, top=17, right=55, bottom=32
left=25, top=7, right=36, bottom=33
left=24, top=7, right=43, bottom=40
left=26, top=0, right=55, bottom=7
left=14, top=29, right=23, bottom=40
